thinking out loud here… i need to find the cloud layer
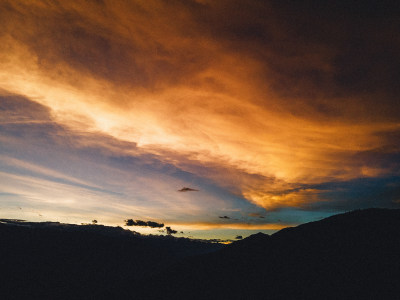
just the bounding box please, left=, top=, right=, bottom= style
left=0, top=0, right=399, bottom=238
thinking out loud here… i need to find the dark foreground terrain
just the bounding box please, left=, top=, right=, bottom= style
left=1, top=208, right=400, bottom=299
left=0, top=220, right=222, bottom=299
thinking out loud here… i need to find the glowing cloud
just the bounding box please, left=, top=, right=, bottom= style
left=0, top=0, right=399, bottom=237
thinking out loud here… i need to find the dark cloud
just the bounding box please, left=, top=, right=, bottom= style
left=4, top=0, right=398, bottom=120
left=191, top=0, right=400, bottom=122
left=2, top=0, right=399, bottom=123
left=0, top=1, right=213, bottom=90
left=124, top=219, right=164, bottom=228
left=301, top=176, right=400, bottom=211
left=166, top=226, right=177, bottom=235
left=178, top=187, right=199, bottom=192
left=219, top=216, right=230, bottom=219
left=0, top=93, right=52, bottom=122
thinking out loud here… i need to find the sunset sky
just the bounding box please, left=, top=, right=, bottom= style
left=1, top=0, right=399, bottom=240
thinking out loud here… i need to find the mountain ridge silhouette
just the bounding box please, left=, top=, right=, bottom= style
left=1, top=208, right=399, bottom=299
left=138, top=208, right=400, bottom=299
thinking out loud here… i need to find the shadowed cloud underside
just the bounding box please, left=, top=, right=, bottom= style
left=0, top=0, right=399, bottom=239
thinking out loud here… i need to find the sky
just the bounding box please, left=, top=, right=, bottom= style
left=0, top=0, right=399, bottom=240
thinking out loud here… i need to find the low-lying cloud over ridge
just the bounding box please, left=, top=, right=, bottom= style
left=125, top=219, right=164, bottom=228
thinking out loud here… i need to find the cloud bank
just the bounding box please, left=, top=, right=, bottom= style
left=0, top=0, right=399, bottom=237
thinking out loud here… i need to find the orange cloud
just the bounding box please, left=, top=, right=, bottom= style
left=1, top=0, right=399, bottom=215
left=243, top=188, right=328, bottom=211
left=167, top=222, right=290, bottom=231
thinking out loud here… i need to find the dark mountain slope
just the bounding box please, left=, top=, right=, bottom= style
left=0, top=220, right=222, bottom=299
left=1, top=209, right=399, bottom=299
left=139, top=209, right=400, bottom=300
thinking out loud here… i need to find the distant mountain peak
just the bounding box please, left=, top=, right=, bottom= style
left=245, top=232, right=270, bottom=240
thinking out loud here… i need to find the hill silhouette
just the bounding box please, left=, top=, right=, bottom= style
left=0, top=220, right=222, bottom=299
left=1, top=209, right=399, bottom=299
left=138, top=208, right=400, bottom=299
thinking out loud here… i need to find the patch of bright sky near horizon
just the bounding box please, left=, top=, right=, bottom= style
left=0, top=0, right=399, bottom=239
